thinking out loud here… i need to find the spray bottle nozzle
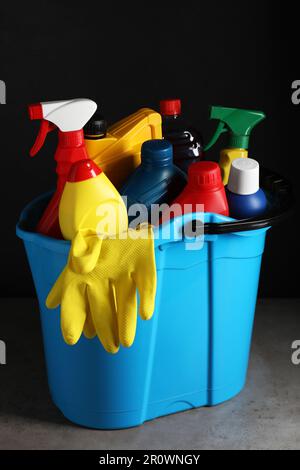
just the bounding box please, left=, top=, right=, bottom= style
left=28, top=103, right=57, bottom=157
left=204, top=106, right=266, bottom=152
left=28, top=99, right=97, bottom=157
left=28, top=103, right=44, bottom=121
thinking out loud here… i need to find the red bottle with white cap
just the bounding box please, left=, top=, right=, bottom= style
left=165, top=161, right=229, bottom=220
left=28, top=98, right=97, bottom=238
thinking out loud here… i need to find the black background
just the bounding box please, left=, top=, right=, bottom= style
left=0, top=1, right=298, bottom=297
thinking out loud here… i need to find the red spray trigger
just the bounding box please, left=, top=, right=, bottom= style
left=29, top=120, right=56, bottom=157
left=28, top=104, right=56, bottom=157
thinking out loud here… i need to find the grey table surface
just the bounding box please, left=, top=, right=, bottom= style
left=0, top=298, right=299, bottom=450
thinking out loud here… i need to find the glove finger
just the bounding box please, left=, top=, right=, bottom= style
left=70, top=229, right=103, bottom=274
left=83, top=300, right=97, bottom=339
left=46, top=268, right=66, bottom=309
left=115, top=275, right=137, bottom=348
left=133, top=248, right=157, bottom=321
left=87, top=281, right=120, bottom=354
left=61, top=280, right=86, bottom=345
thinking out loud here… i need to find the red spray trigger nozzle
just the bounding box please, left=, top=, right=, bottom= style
left=28, top=102, right=57, bottom=157
left=28, top=103, right=43, bottom=120
left=29, top=119, right=56, bottom=157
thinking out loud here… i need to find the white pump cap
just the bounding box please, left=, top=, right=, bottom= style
left=227, top=158, right=260, bottom=195
left=40, top=99, right=97, bottom=132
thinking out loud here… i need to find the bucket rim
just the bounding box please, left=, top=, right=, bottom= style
left=16, top=167, right=293, bottom=248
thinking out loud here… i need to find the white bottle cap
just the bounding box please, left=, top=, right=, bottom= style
left=227, top=158, right=260, bottom=195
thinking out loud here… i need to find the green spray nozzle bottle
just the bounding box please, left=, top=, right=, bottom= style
left=204, top=106, right=266, bottom=184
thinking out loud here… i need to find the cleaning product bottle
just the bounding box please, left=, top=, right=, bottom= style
left=205, top=106, right=266, bottom=185
left=162, top=161, right=229, bottom=222
left=160, top=99, right=204, bottom=173
left=59, top=159, right=128, bottom=240
left=85, top=108, right=162, bottom=189
left=28, top=98, right=98, bottom=238
left=84, top=112, right=107, bottom=140
left=226, top=158, right=267, bottom=219
left=120, top=139, right=187, bottom=224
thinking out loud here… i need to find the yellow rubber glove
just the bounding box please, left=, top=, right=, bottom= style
left=46, top=226, right=156, bottom=353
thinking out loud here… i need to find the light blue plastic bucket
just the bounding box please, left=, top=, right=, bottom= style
left=17, top=193, right=269, bottom=429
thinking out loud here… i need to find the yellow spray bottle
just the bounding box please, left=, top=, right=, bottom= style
left=204, top=106, right=266, bottom=185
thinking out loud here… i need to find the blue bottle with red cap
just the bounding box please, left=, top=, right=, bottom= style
left=160, top=99, right=204, bottom=173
